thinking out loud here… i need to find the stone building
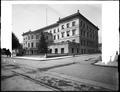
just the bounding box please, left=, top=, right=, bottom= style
left=22, top=10, right=99, bottom=55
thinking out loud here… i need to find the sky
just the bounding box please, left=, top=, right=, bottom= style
left=12, top=4, right=102, bottom=43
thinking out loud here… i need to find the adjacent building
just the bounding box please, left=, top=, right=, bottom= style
left=22, top=10, right=99, bottom=55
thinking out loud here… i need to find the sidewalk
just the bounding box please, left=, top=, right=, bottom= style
left=93, top=61, right=118, bottom=67
left=11, top=54, right=100, bottom=61
left=3, top=54, right=104, bottom=70
left=3, top=56, right=75, bottom=70
left=12, top=55, right=73, bottom=61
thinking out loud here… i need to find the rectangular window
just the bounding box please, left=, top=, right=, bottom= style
left=55, top=48, right=58, bottom=54
left=80, top=21, right=82, bottom=27
left=84, top=40, right=86, bottom=46
left=83, top=31, right=85, bottom=36
left=90, top=33, right=92, bottom=38
left=28, top=36, right=30, bottom=40
left=87, top=32, right=89, bottom=37
left=31, top=35, right=34, bottom=39
left=61, top=48, right=64, bottom=54
left=83, top=23, right=85, bottom=28
left=72, top=21, right=76, bottom=26
left=81, top=30, right=83, bottom=36
left=82, top=40, right=84, bottom=46
left=46, top=36, right=48, bottom=40
left=54, top=35, right=56, bottom=40
left=61, top=32, right=65, bottom=38
left=93, top=33, right=94, bottom=40
left=57, top=28, right=59, bottom=32
left=72, top=48, right=74, bottom=53
left=72, top=29, right=76, bottom=35
left=57, top=35, right=59, bottom=39
left=50, top=30, right=52, bottom=33
left=49, top=49, right=52, bottom=53
left=36, top=35, right=39, bottom=39
left=36, top=43, right=39, bottom=47
left=67, top=31, right=70, bottom=36
left=31, top=42, right=34, bottom=48
left=87, top=26, right=88, bottom=30
left=82, top=49, right=84, bottom=54
left=77, top=48, right=79, bottom=53
left=54, top=29, right=56, bottom=33
left=66, top=23, right=70, bottom=28
left=61, top=25, right=64, bottom=29
left=28, top=43, right=30, bottom=47
left=81, top=40, right=83, bottom=46
left=84, top=49, right=86, bottom=54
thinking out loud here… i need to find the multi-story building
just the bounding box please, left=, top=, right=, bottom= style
left=22, top=10, right=99, bottom=55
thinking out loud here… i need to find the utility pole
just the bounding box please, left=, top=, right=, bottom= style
left=46, top=8, right=48, bottom=26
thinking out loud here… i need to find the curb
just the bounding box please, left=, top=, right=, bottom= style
left=91, top=62, right=118, bottom=68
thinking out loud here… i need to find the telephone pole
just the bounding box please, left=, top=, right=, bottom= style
left=46, top=8, right=48, bottom=26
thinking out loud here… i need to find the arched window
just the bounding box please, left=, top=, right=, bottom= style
left=55, top=48, right=58, bottom=54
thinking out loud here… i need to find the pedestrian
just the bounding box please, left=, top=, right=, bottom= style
left=114, top=51, right=118, bottom=62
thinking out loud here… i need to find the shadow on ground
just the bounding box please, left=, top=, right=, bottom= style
left=37, top=62, right=76, bottom=72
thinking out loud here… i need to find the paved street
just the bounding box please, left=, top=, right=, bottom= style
left=1, top=54, right=118, bottom=91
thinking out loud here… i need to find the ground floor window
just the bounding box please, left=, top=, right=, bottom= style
left=84, top=49, right=85, bottom=53
left=31, top=50, right=33, bottom=54
left=55, top=48, right=58, bottom=54
left=31, top=42, right=34, bottom=48
left=81, top=49, right=83, bottom=54
left=77, top=48, right=79, bottom=53
left=72, top=48, right=74, bottom=53
left=61, top=48, right=64, bottom=54
left=49, top=49, right=52, bottom=53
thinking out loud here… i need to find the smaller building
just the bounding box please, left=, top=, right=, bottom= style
left=22, top=30, right=53, bottom=55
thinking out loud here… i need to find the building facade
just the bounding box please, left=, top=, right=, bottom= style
left=22, top=10, right=99, bottom=55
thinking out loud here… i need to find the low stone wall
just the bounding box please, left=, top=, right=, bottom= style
left=46, top=53, right=68, bottom=58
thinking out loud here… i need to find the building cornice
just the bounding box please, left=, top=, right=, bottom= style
left=22, top=10, right=99, bottom=36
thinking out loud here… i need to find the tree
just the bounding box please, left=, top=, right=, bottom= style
left=17, top=43, right=24, bottom=56
left=38, top=32, right=48, bottom=54
left=12, top=32, right=20, bottom=50
left=1, top=48, right=11, bottom=57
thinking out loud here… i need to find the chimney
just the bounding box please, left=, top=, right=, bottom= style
left=77, top=10, right=79, bottom=13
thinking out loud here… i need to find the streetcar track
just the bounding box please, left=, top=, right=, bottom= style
left=11, top=70, right=60, bottom=91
